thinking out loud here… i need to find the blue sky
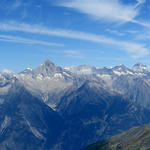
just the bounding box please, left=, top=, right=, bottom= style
left=0, top=0, right=150, bottom=71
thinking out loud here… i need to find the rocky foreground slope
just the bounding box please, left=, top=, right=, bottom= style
left=84, top=123, right=150, bottom=150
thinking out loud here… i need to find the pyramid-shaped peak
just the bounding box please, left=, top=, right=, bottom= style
left=118, top=64, right=127, bottom=68
left=33, top=59, right=63, bottom=77
left=42, top=59, right=55, bottom=67
left=39, top=59, right=57, bottom=71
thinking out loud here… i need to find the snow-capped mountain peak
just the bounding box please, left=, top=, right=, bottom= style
left=33, top=59, right=63, bottom=77
left=20, top=68, right=33, bottom=74
left=132, top=62, right=150, bottom=73
left=112, top=64, right=129, bottom=71
left=133, top=62, right=146, bottom=68
left=112, top=64, right=133, bottom=76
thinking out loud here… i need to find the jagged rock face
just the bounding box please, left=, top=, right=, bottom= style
left=84, top=123, right=150, bottom=150
left=17, top=60, right=74, bottom=107
left=0, top=83, right=65, bottom=150
left=132, top=62, right=150, bottom=73
left=33, top=59, right=63, bottom=77
left=112, top=75, right=150, bottom=107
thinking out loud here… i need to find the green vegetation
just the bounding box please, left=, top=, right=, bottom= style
left=84, top=141, right=109, bottom=150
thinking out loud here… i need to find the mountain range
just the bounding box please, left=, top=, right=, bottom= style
left=1, top=60, right=150, bottom=150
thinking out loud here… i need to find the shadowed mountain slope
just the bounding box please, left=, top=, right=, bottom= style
left=55, top=82, right=150, bottom=150
left=0, top=82, right=65, bottom=150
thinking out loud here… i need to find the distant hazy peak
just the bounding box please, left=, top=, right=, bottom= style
left=20, top=68, right=33, bottom=74
left=0, top=69, right=14, bottom=75
left=132, top=62, right=150, bottom=73
left=34, top=59, right=56, bottom=71
left=41, top=59, right=55, bottom=67
left=132, top=62, right=146, bottom=68
left=112, top=64, right=129, bottom=70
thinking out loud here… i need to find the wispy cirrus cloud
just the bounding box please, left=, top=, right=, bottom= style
left=0, top=21, right=149, bottom=58
left=58, top=0, right=144, bottom=23
left=106, top=29, right=125, bottom=36
left=64, top=50, right=84, bottom=58
left=58, top=0, right=148, bottom=27
left=135, top=32, right=150, bottom=40
left=135, top=0, right=146, bottom=7
left=0, top=34, right=64, bottom=47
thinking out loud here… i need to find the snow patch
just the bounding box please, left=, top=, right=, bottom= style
left=26, top=120, right=44, bottom=140
left=97, top=74, right=111, bottom=80
left=46, top=76, right=51, bottom=80
left=26, top=68, right=32, bottom=71
left=63, top=72, right=71, bottom=77
left=54, top=73, right=64, bottom=79
left=113, top=71, right=133, bottom=76
left=37, top=74, right=43, bottom=80
left=48, top=104, right=56, bottom=110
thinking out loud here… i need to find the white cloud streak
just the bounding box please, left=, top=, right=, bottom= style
left=59, top=0, right=139, bottom=23
left=64, top=50, right=84, bottom=58
left=0, top=22, right=148, bottom=58
left=0, top=34, right=64, bottom=47
left=134, top=32, right=150, bottom=40
left=106, top=29, right=125, bottom=36
left=133, top=20, right=150, bottom=28
left=135, top=0, right=146, bottom=8
left=59, top=0, right=148, bottom=27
